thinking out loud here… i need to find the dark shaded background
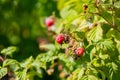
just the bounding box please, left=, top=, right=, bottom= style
left=0, top=0, right=59, bottom=61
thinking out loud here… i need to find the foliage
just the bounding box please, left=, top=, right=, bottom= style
left=0, top=67, right=7, bottom=79
left=0, top=0, right=120, bottom=80
left=0, top=0, right=59, bottom=60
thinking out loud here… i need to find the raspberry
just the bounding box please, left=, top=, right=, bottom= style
left=75, top=47, right=85, bottom=56
left=45, top=17, right=54, bottom=27
left=83, top=4, right=88, bottom=11
left=56, top=34, right=65, bottom=44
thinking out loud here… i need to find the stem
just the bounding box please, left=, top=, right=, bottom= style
left=112, top=14, right=114, bottom=26
left=112, top=0, right=115, bottom=27
left=111, top=1, right=120, bottom=32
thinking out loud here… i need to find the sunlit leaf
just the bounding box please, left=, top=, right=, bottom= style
left=87, top=26, right=103, bottom=42
left=3, top=59, right=20, bottom=71
left=67, top=67, right=85, bottom=80
left=40, top=44, right=55, bottom=50
left=20, top=56, right=34, bottom=68
left=88, top=75, right=100, bottom=80
left=114, top=1, right=120, bottom=8
left=15, top=69, right=27, bottom=80
left=3, top=59, right=19, bottom=67
left=1, top=46, right=17, bottom=56
left=97, top=39, right=114, bottom=51
left=60, top=5, right=77, bottom=19
left=0, top=67, right=7, bottom=79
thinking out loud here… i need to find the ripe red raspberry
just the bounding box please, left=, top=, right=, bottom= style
left=75, top=47, right=85, bottom=56
left=56, top=34, right=65, bottom=44
left=45, top=17, right=54, bottom=27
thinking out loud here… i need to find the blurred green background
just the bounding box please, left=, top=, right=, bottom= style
left=0, top=0, right=59, bottom=61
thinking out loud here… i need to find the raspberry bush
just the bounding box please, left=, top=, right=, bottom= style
left=0, top=0, right=120, bottom=80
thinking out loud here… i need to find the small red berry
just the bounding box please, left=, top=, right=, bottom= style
left=83, top=4, right=88, bottom=11
left=75, top=47, right=85, bottom=56
left=45, top=17, right=54, bottom=27
left=56, top=34, right=65, bottom=44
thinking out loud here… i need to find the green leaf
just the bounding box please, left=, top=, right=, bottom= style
left=107, top=29, right=120, bottom=40
left=86, top=45, right=95, bottom=60
left=87, top=26, right=103, bottom=42
left=33, top=54, right=47, bottom=69
left=60, top=5, right=77, bottom=19
left=40, top=44, right=55, bottom=50
left=111, top=62, right=118, bottom=72
left=33, top=53, right=58, bottom=70
left=107, top=62, right=118, bottom=80
left=67, top=67, right=85, bottom=80
left=116, top=41, right=120, bottom=54
left=99, top=11, right=120, bottom=30
left=79, top=19, right=89, bottom=32
left=57, top=0, right=67, bottom=10
left=58, top=54, right=75, bottom=71
left=114, top=1, right=120, bottom=8
left=99, top=53, right=109, bottom=60
left=88, top=75, right=100, bottom=80
left=60, top=5, right=78, bottom=30
left=3, top=59, right=20, bottom=71
left=77, top=68, right=85, bottom=80
left=73, top=31, right=85, bottom=40
left=86, top=44, right=94, bottom=54
left=36, top=53, right=58, bottom=62
left=1, top=46, right=17, bottom=56
left=99, top=70, right=106, bottom=80
left=92, top=58, right=103, bottom=67
left=3, top=59, right=20, bottom=67
left=115, top=8, right=120, bottom=18
left=97, top=39, right=114, bottom=51
left=99, top=11, right=112, bottom=25
left=15, top=69, right=27, bottom=80
left=0, top=67, right=7, bottom=79
left=81, top=76, right=88, bottom=80
left=101, top=23, right=111, bottom=34
left=21, top=56, right=34, bottom=68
